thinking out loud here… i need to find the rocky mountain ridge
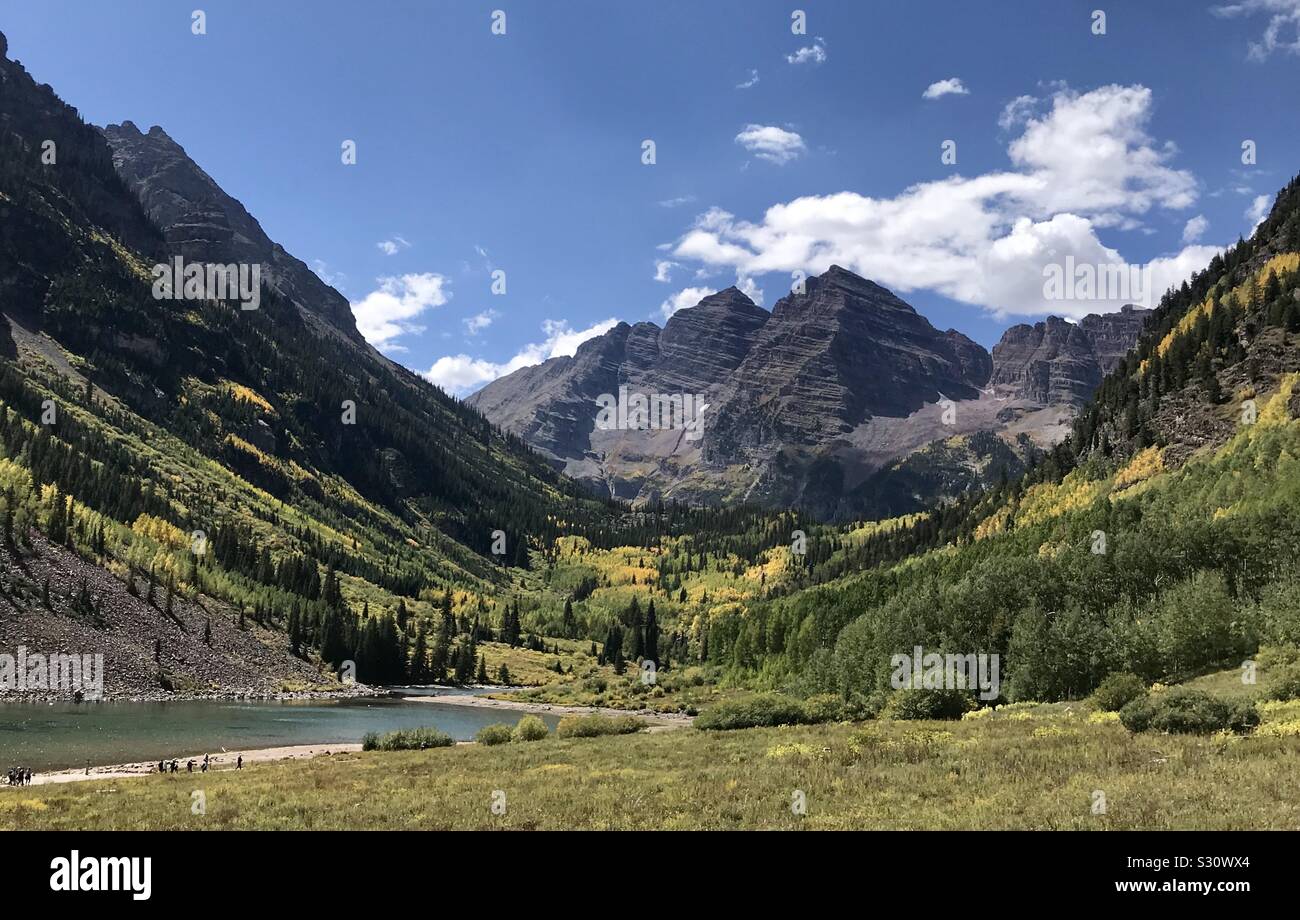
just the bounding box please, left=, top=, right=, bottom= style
left=469, top=268, right=1152, bottom=518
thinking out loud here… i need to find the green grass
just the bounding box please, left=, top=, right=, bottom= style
left=5, top=702, right=1299, bottom=830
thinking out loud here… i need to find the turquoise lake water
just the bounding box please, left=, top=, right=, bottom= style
left=0, top=690, right=558, bottom=772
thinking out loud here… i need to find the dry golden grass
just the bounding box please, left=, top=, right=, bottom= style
left=4, top=703, right=1298, bottom=830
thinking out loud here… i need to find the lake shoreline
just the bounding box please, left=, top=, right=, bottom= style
left=403, top=690, right=695, bottom=729
left=0, top=684, right=392, bottom=705
left=24, top=742, right=369, bottom=786
left=0, top=688, right=690, bottom=786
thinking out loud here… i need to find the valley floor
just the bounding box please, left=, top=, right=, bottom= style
left=4, top=701, right=1299, bottom=830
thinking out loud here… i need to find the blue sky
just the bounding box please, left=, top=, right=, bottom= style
left=6, top=0, right=1299, bottom=394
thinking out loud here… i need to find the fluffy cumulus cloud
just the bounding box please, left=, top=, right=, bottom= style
left=351, top=272, right=450, bottom=350
left=923, top=77, right=969, bottom=100
left=463, top=309, right=498, bottom=335
left=736, top=69, right=760, bottom=89
left=735, top=124, right=806, bottom=165
left=1212, top=0, right=1300, bottom=59
left=376, top=235, right=411, bottom=255
left=1182, top=214, right=1209, bottom=243
left=668, top=84, right=1217, bottom=318
left=659, top=286, right=712, bottom=320
left=786, top=39, right=827, bottom=65
left=1247, top=193, right=1272, bottom=228
left=423, top=318, right=619, bottom=396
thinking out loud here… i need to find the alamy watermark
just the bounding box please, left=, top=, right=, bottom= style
left=890, top=645, right=1000, bottom=700
left=152, top=256, right=261, bottom=310
left=595, top=386, right=708, bottom=441
left=1042, top=256, right=1151, bottom=308
left=1, top=647, right=104, bottom=699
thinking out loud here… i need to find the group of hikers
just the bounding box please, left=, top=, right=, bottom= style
left=157, top=753, right=242, bottom=774
left=5, top=754, right=247, bottom=785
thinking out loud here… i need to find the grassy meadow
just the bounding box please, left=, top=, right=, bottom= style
left=5, top=696, right=1299, bottom=831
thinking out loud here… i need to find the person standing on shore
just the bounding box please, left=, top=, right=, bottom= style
left=236, top=755, right=243, bottom=770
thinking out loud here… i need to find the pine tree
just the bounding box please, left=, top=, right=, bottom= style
left=410, top=620, right=428, bottom=683
left=644, top=599, right=660, bottom=666
left=562, top=597, right=575, bottom=638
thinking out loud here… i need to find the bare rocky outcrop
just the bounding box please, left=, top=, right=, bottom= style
left=990, top=306, right=1152, bottom=405
left=100, top=121, right=360, bottom=336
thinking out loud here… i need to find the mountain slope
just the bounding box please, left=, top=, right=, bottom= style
left=101, top=121, right=359, bottom=336
left=699, top=174, right=1300, bottom=703
left=0, top=33, right=613, bottom=694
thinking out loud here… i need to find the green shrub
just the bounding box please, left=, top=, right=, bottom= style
left=556, top=713, right=643, bottom=738
left=512, top=714, right=549, bottom=742
left=1119, top=690, right=1260, bottom=735
left=1089, top=672, right=1148, bottom=711
left=362, top=726, right=455, bottom=751
left=800, top=694, right=848, bottom=724
left=1264, top=662, right=1300, bottom=701
left=694, top=693, right=808, bottom=731
left=475, top=723, right=513, bottom=746
left=881, top=689, right=974, bottom=721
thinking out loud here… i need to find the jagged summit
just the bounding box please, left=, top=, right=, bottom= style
left=469, top=264, right=1052, bottom=516
left=100, top=121, right=359, bottom=335
left=991, top=306, right=1152, bottom=406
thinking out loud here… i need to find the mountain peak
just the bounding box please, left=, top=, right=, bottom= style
left=102, top=122, right=359, bottom=335
left=687, top=285, right=763, bottom=314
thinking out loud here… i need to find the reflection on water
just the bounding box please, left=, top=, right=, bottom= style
left=0, top=693, right=556, bottom=772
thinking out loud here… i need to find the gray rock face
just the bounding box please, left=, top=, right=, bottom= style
left=990, top=305, right=1151, bottom=405
left=469, top=266, right=1008, bottom=513
left=704, top=266, right=990, bottom=466
left=469, top=287, right=768, bottom=466
left=100, top=121, right=359, bottom=335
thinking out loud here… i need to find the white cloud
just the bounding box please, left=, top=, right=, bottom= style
left=424, top=318, right=619, bottom=396
left=923, top=77, right=970, bottom=100
left=736, top=275, right=764, bottom=306
left=1182, top=214, right=1209, bottom=243
left=377, top=236, right=411, bottom=256
left=1247, top=193, right=1271, bottom=229
left=735, top=124, right=807, bottom=165
left=667, top=85, right=1211, bottom=318
left=351, top=273, right=450, bottom=349
left=1212, top=0, right=1300, bottom=59
left=736, top=69, right=760, bottom=89
left=658, top=195, right=697, bottom=208
left=998, top=94, right=1039, bottom=130
left=653, top=260, right=676, bottom=283
left=463, top=309, right=498, bottom=335
left=659, top=286, right=712, bottom=320
left=786, top=39, right=827, bottom=65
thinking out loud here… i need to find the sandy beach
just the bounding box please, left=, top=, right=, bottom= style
left=25, top=743, right=365, bottom=786
left=403, top=690, right=695, bottom=730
